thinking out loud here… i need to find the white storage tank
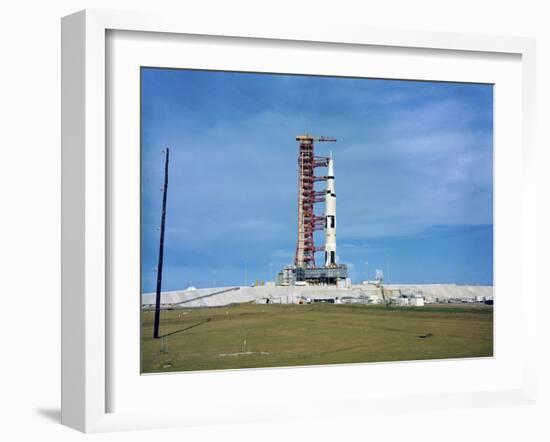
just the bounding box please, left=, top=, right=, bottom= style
left=410, top=297, right=424, bottom=307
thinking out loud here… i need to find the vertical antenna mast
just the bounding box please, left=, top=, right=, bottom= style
left=153, top=148, right=170, bottom=339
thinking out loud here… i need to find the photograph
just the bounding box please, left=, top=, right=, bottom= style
left=140, top=67, right=494, bottom=373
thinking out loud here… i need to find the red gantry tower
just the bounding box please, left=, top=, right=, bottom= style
left=294, top=134, right=336, bottom=268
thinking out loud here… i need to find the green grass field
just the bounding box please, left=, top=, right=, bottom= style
left=141, top=303, right=493, bottom=373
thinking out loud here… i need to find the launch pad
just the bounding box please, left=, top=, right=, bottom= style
left=277, top=264, right=348, bottom=286
left=278, top=134, right=348, bottom=286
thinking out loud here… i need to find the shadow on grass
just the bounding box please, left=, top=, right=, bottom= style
left=159, top=318, right=211, bottom=338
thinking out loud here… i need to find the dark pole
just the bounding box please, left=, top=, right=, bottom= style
left=153, top=148, right=169, bottom=339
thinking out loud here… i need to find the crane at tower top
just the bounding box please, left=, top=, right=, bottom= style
left=295, top=134, right=337, bottom=143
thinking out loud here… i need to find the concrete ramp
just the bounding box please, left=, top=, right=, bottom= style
left=386, top=284, right=493, bottom=301
left=142, top=283, right=493, bottom=308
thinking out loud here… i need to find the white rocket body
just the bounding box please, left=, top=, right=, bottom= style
left=325, top=152, right=337, bottom=267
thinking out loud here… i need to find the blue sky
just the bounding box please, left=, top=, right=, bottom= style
left=141, top=68, right=493, bottom=292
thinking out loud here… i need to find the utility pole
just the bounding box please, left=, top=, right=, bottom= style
left=153, top=148, right=170, bottom=339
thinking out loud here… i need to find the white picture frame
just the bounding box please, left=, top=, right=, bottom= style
left=61, top=9, right=537, bottom=433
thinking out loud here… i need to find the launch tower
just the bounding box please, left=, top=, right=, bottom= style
left=279, top=134, right=348, bottom=286
left=294, top=134, right=334, bottom=268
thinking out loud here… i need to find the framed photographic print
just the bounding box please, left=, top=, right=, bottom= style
left=61, top=9, right=537, bottom=433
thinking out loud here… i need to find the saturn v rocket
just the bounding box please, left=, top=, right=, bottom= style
left=324, top=152, right=337, bottom=267
left=288, top=134, right=347, bottom=285
left=294, top=134, right=340, bottom=270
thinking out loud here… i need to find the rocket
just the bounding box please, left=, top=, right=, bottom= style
left=325, top=151, right=337, bottom=267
